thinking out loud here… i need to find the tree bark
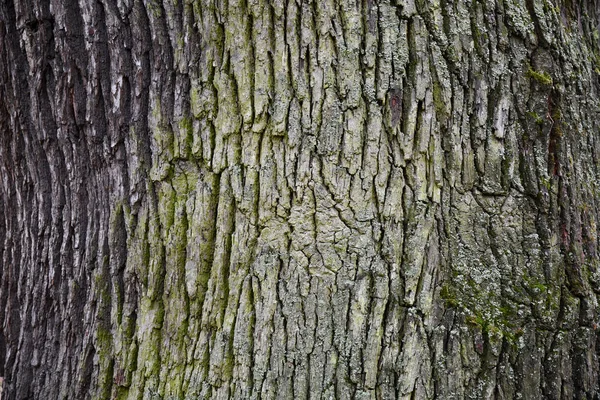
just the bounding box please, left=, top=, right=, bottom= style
left=2, top=0, right=600, bottom=398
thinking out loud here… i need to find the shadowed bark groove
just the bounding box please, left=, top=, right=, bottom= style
left=2, top=0, right=600, bottom=399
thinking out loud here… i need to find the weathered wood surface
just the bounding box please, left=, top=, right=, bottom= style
left=2, top=0, right=600, bottom=398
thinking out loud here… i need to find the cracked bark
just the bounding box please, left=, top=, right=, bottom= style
left=2, top=0, right=600, bottom=399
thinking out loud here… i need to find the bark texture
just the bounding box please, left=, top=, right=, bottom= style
left=2, top=0, right=600, bottom=398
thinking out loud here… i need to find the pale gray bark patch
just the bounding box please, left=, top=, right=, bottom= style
left=2, top=0, right=600, bottom=399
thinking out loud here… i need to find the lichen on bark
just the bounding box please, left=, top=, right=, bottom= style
left=2, top=0, right=600, bottom=399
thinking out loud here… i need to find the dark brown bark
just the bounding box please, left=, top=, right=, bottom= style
left=2, top=0, right=600, bottom=399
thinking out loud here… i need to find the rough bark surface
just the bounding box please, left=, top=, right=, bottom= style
left=2, top=0, right=600, bottom=398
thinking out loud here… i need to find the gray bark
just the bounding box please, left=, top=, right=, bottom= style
left=2, top=0, right=600, bottom=398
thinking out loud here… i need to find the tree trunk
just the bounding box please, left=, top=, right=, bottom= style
left=2, top=0, right=600, bottom=398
